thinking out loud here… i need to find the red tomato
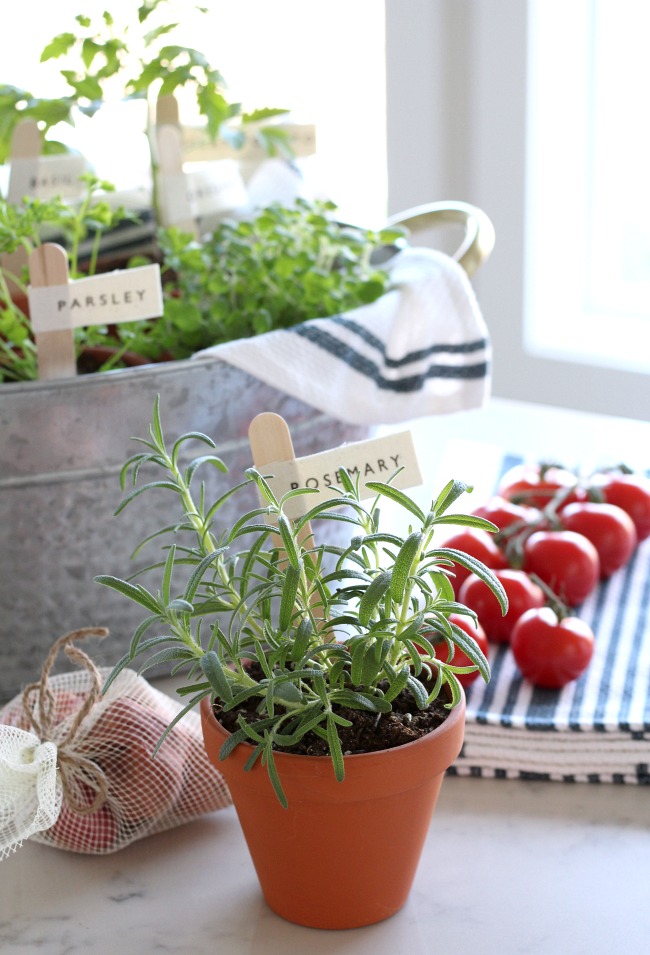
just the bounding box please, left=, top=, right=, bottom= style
left=472, top=495, right=541, bottom=533
left=459, top=569, right=545, bottom=644
left=511, top=607, right=594, bottom=688
left=440, top=528, right=507, bottom=597
left=560, top=501, right=637, bottom=578
left=498, top=463, right=583, bottom=510
left=591, top=472, right=650, bottom=542
left=427, top=613, right=489, bottom=688
left=523, top=530, right=599, bottom=606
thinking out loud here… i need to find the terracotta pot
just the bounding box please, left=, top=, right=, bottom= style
left=200, top=693, right=465, bottom=930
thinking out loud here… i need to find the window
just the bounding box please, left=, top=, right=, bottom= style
left=525, top=0, right=650, bottom=373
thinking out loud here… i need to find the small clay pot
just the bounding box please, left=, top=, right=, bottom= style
left=200, top=692, right=465, bottom=930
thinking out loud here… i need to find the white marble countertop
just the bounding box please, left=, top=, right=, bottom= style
left=3, top=398, right=650, bottom=953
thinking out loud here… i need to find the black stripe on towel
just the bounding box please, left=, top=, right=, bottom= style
left=293, top=325, right=488, bottom=390
left=330, top=315, right=489, bottom=367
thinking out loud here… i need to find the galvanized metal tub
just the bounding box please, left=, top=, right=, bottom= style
left=0, top=356, right=369, bottom=701
left=0, top=200, right=494, bottom=702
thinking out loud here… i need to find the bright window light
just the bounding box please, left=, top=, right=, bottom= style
left=1, top=1, right=387, bottom=227
left=525, top=0, right=650, bottom=373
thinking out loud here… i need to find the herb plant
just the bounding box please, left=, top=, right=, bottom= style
left=0, top=195, right=402, bottom=382
left=0, top=174, right=135, bottom=382
left=0, top=3, right=289, bottom=168
left=96, top=398, right=508, bottom=806
left=145, top=199, right=405, bottom=358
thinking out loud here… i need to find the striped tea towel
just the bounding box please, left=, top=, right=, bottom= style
left=449, top=453, right=650, bottom=785
left=193, top=247, right=491, bottom=426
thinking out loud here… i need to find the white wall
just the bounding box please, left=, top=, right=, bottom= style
left=385, top=0, right=650, bottom=421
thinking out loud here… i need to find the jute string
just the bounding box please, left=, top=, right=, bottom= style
left=21, top=627, right=111, bottom=814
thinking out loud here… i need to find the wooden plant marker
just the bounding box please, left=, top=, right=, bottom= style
left=249, top=412, right=315, bottom=550
left=154, top=93, right=248, bottom=235
left=1, top=121, right=42, bottom=298
left=7, top=118, right=87, bottom=205
left=155, top=121, right=198, bottom=236
left=28, top=244, right=76, bottom=381
left=248, top=413, right=424, bottom=631
left=27, top=243, right=163, bottom=381
left=6, top=119, right=41, bottom=205
left=249, top=412, right=321, bottom=627
left=156, top=93, right=181, bottom=128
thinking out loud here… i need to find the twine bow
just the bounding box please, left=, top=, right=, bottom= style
left=21, top=627, right=111, bottom=814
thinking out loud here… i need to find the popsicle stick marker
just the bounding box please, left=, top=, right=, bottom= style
left=1, top=120, right=42, bottom=289
left=11, top=118, right=41, bottom=158
left=156, top=123, right=199, bottom=236
left=248, top=412, right=324, bottom=629
left=7, top=119, right=41, bottom=205
left=248, top=412, right=314, bottom=550
left=156, top=93, right=180, bottom=127
left=28, top=243, right=76, bottom=381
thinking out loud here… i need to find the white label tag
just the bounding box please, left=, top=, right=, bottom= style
left=28, top=264, right=163, bottom=333
left=8, top=154, right=88, bottom=203
left=184, top=162, right=249, bottom=216
left=182, top=124, right=317, bottom=163
left=262, top=432, right=423, bottom=519
left=158, top=162, right=249, bottom=224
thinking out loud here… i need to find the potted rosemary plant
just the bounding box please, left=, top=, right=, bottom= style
left=96, top=398, right=507, bottom=929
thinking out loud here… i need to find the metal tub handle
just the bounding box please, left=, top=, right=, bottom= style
left=386, top=200, right=495, bottom=276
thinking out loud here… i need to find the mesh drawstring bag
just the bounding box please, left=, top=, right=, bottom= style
left=0, top=628, right=231, bottom=858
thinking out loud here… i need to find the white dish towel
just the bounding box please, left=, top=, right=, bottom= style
left=193, top=247, right=491, bottom=425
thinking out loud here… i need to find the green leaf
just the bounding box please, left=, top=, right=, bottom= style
left=278, top=562, right=301, bottom=631
left=161, top=543, right=176, bottom=605
left=218, top=724, right=255, bottom=760
left=114, top=480, right=181, bottom=515
left=94, top=575, right=160, bottom=614
left=448, top=621, right=491, bottom=683
left=245, top=467, right=279, bottom=507
left=172, top=428, right=217, bottom=457
left=165, top=598, right=194, bottom=614
left=182, top=547, right=229, bottom=603
left=383, top=665, right=411, bottom=703
left=430, top=513, right=499, bottom=532
left=271, top=678, right=302, bottom=705
left=365, top=482, right=426, bottom=523
left=430, top=547, right=508, bottom=615
left=291, top=617, right=313, bottom=662
left=432, top=479, right=468, bottom=515
left=361, top=641, right=386, bottom=686
left=40, top=32, right=76, bottom=62
left=200, top=650, right=233, bottom=702
left=358, top=569, right=392, bottom=627
left=138, top=646, right=195, bottom=674
left=153, top=689, right=212, bottom=755
left=263, top=746, right=288, bottom=809
left=330, top=689, right=392, bottom=712
left=277, top=512, right=301, bottom=570
left=406, top=674, right=429, bottom=709
left=326, top=714, right=345, bottom=782
left=390, top=531, right=423, bottom=603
